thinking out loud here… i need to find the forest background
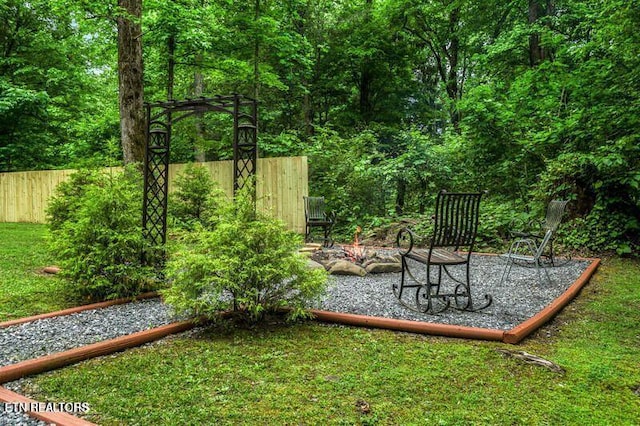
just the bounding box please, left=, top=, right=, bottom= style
left=0, top=0, right=638, bottom=255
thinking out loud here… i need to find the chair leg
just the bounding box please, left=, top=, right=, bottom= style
left=540, top=259, right=551, bottom=284
left=394, top=257, right=408, bottom=300
left=462, top=262, right=472, bottom=310
left=500, top=256, right=513, bottom=285
left=323, top=225, right=331, bottom=248
left=398, top=258, right=406, bottom=299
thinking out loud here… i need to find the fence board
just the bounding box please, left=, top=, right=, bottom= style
left=0, top=157, right=308, bottom=233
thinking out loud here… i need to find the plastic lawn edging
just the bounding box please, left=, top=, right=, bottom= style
left=503, top=257, right=600, bottom=343
left=0, top=320, right=197, bottom=384
left=309, top=309, right=505, bottom=340
left=0, top=292, right=159, bottom=328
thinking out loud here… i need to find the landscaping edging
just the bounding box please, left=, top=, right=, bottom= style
left=310, top=309, right=505, bottom=340
left=503, top=257, right=600, bottom=343
left=0, top=319, right=196, bottom=384
left=0, top=292, right=159, bottom=329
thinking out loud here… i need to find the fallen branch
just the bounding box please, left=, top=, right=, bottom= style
left=496, top=349, right=565, bottom=374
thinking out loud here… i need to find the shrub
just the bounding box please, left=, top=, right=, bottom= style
left=46, top=169, right=103, bottom=232
left=163, top=184, right=328, bottom=322
left=47, top=167, right=158, bottom=301
left=168, top=163, right=225, bottom=230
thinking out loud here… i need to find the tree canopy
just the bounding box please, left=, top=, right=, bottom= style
left=0, top=0, right=637, bottom=253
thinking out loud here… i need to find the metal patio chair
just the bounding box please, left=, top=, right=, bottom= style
left=500, top=229, right=554, bottom=286
left=303, top=196, right=335, bottom=247
left=394, top=190, right=492, bottom=314
left=511, top=199, right=569, bottom=266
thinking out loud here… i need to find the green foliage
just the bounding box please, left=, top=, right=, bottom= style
left=0, top=78, right=51, bottom=170
left=3, top=0, right=639, bottom=254
left=47, top=168, right=157, bottom=302
left=476, top=198, right=530, bottom=250
left=307, top=126, right=464, bottom=241
left=164, top=184, right=327, bottom=322
left=168, top=163, right=225, bottom=230
left=0, top=0, right=120, bottom=171
left=46, top=169, right=103, bottom=232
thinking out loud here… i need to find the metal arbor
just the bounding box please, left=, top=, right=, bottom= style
left=142, top=95, right=257, bottom=251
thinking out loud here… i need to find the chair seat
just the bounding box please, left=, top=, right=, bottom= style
left=307, top=219, right=332, bottom=225
left=500, top=253, right=536, bottom=262
left=405, top=248, right=467, bottom=265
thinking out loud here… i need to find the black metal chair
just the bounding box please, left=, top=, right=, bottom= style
left=511, top=199, right=569, bottom=266
left=394, top=190, right=492, bottom=313
left=303, top=196, right=335, bottom=247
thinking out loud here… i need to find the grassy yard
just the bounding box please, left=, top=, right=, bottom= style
left=2, top=224, right=639, bottom=424
left=0, top=223, right=68, bottom=321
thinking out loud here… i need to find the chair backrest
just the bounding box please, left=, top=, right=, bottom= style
left=304, top=196, right=327, bottom=221
left=431, top=190, right=484, bottom=249
left=543, top=200, right=569, bottom=233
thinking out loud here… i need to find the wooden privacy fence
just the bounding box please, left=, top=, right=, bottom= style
left=0, top=156, right=308, bottom=233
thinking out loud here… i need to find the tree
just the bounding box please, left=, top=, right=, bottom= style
left=0, top=0, right=121, bottom=171
left=117, top=0, right=145, bottom=165
left=528, top=0, right=555, bottom=66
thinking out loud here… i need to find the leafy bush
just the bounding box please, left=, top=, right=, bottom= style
left=47, top=167, right=158, bottom=301
left=163, top=184, right=328, bottom=322
left=46, top=169, right=103, bottom=232
left=168, top=163, right=225, bottom=230
left=535, top=151, right=640, bottom=255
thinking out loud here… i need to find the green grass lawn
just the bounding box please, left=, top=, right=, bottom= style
left=2, top=224, right=639, bottom=424
left=0, top=223, right=68, bottom=321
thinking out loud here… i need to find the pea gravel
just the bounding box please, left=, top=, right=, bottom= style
left=1, top=298, right=180, bottom=426
left=0, top=254, right=592, bottom=425
left=0, top=298, right=179, bottom=368
left=0, top=410, right=49, bottom=426
left=315, top=254, right=592, bottom=330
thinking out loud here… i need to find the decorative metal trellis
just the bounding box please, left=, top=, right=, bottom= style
left=142, top=95, right=257, bottom=257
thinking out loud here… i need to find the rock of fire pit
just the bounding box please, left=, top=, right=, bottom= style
left=328, top=260, right=367, bottom=277
left=361, top=254, right=401, bottom=269
left=365, top=262, right=402, bottom=274
left=306, top=259, right=326, bottom=270
left=300, top=243, right=322, bottom=253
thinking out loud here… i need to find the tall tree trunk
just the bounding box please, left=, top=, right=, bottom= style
left=167, top=34, right=175, bottom=100
left=253, top=0, right=260, bottom=101
left=359, top=66, right=373, bottom=122
left=303, top=83, right=313, bottom=136
left=528, top=0, right=555, bottom=66
left=446, top=6, right=461, bottom=127
left=117, top=0, right=145, bottom=165
left=194, top=57, right=206, bottom=162
left=395, top=179, right=406, bottom=215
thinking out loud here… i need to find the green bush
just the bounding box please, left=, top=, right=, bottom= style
left=46, top=169, right=103, bottom=232
left=47, top=167, right=158, bottom=301
left=168, top=163, right=225, bottom=230
left=163, top=184, right=328, bottom=322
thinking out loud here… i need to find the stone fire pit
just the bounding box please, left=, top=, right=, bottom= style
left=304, top=244, right=402, bottom=276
